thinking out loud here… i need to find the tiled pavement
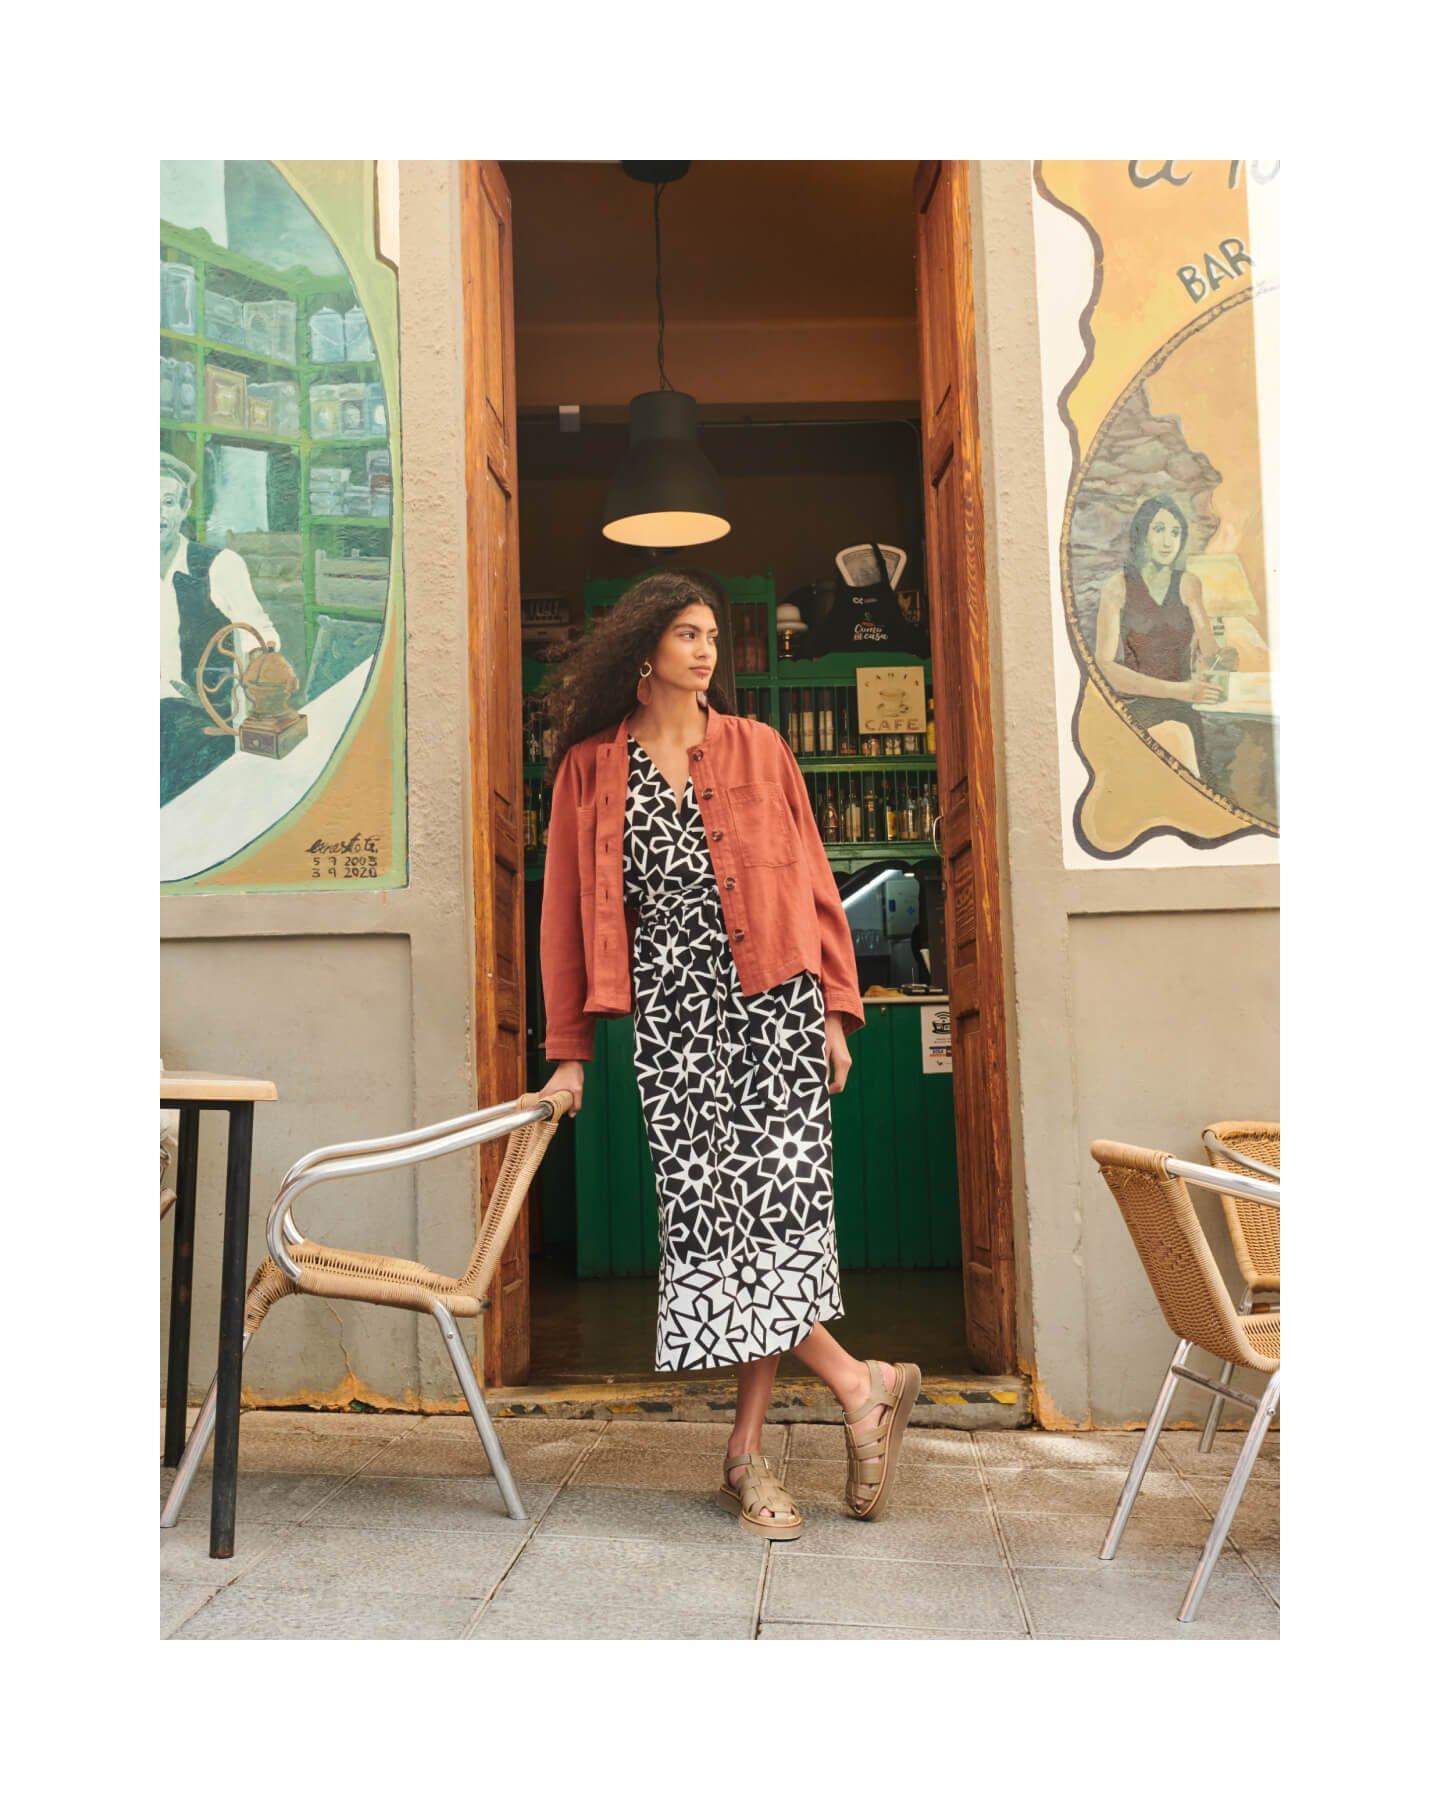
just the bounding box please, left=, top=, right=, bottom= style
left=160, top=1409, right=1278, bottom=1640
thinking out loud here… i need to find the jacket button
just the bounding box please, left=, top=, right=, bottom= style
left=702, top=786, right=714, bottom=799
left=692, top=748, right=704, bottom=760
left=724, top=876, right=736, bottom=889
left=712, top=829, right=724, bottom=841
left=734, top=928, right=745, bottom=941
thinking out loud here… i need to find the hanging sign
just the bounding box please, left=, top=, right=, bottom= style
left=856, top=666, right=926, bottom=737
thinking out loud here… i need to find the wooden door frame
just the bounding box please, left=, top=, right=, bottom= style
left=914, top=159, right=1017, bottom=1373
left=458, top=156, right=1017, bottom=1387
left=460, top=159, right=531, bottom=1388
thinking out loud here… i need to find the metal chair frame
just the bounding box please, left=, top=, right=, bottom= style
left=1197, top=1127, right=1279, bottom=1454
left=161, top=1094, right=564, bottom=1532
left=1097, top=1152, right=1281, bottom=1624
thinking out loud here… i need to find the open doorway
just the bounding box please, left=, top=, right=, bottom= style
left=463, top=160, right=1014, bottom=1388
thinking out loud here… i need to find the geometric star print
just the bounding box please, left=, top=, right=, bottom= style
left=624, top=733, right=845, bottom=1371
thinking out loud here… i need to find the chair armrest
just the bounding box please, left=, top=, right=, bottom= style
left=1164, top=1153, right=1280, bottom=1210
left=1201, top=1128, right=1279, bottom=1181
left=265, top=1094, right=569, bottom=1280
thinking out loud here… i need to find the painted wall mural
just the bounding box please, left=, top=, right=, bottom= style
left=1033, top=161, right=1278, bottom=866
left=161, top=160, right=407, bottom=892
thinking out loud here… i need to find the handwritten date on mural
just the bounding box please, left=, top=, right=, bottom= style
left=308, top=832, right=381, bottom=880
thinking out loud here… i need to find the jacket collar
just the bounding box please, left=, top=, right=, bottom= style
left=603, top=703, right=726, bottom=753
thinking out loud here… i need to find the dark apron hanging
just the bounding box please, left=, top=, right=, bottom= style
left=808, top=542, right=927, bottom=657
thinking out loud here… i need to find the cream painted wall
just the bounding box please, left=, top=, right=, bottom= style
left=160, top=163, right=482, bottom=1410
left=970, top=163, right=1280, bottom=1427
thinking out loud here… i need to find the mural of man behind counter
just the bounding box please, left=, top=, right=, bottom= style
left=160, top=449, right=281, bottom=807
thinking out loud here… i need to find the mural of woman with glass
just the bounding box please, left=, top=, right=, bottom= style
left=1094, top=494, right=1227, bottom=781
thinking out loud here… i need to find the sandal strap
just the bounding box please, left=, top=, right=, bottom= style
left=725, top=1453, right=799, bottom=1521
left=842, top=1359, right=890, bottom=1425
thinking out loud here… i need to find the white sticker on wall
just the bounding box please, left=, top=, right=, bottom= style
left=919, top=1003, right=952, bottom=1075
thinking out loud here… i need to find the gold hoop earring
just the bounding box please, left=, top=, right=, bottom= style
left=636, top=659, right=653, bottom=705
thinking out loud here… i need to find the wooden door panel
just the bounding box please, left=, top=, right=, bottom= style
left=463, top=160, right=530, bottom=1386
left=915, top=160, right=1015, bottom=1373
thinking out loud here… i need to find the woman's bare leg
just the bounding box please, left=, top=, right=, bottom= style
left=725, top=1351, right=782, bottom=1517
left=788, top=1322, right=899, bottom=1441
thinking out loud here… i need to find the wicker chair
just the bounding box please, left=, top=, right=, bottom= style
left=1090, top=1139, right=1280, bottom=1623
left=161, top=1088, right=573, bottom=1531
left=1198, top=1121, right=1279, bottom=1453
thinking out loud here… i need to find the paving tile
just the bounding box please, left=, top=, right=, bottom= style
left=983, top=1466, right=1201, bottom=1521
left=304, top=1475, right=556, bottom=1531
left=536, top=1482, right=764, bottom=1547
left=469, top=1596, right=753, bottom=1639
left=781, top=1454, right=993, bottom=1526
left=999, top=1509, right=1238, bottom=1575
left=229, top=1524, right=521, bottom=1598
left=764, top=1553, right=1024, bottom=1634
left=1182, top=1478, right=1279, bottom=1552
left=171, top=1586, right=476, bottom=1640
left=598, top=1420, right=787, bottom=1455
left=1245, top=1551, right=1280, bottom=1603
left=187, top=1414, right=419, bottom=1477
left=158, top=1521, right=294, bottom=1594
left=494, top=1535, right=763, bottom=1618
left=759, top=1620, right=1025, bottom=1639
left=789, top=1424, right=977, bottom=1469
left=1017, top=1562, right=1278, bottom=1639
left=573, top=1445, right=746, bottom=1493
left=161, top=1581, right=216, bottom=1638
left=159, top=1467, right=347, bottom=1526
left=1159, top=1428, right=1280, bottom=1483
left=363, top=1416, right=602, bottom=1480
left=974, top=1431, right=1147, bottom=1472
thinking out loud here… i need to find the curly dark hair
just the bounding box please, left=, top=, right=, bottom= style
left=537, top=568, right=738, bottom=784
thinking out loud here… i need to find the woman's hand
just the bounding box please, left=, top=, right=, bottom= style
left=1180, top=677, right=1224, bottom=705
left=823, top=1014, right=853, bottom=1096
left=540, top=1061, right=585, bottom=1115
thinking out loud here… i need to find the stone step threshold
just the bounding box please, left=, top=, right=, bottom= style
left=487, top=1373, right=1031, bottom=1430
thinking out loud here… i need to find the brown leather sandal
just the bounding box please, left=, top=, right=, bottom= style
left=842, top=1359, right=923, bottom=1520
left=717, top=1452, right=805, bottom=1541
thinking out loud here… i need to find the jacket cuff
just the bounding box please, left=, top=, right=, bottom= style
left=544, top=1039, right=594, bottom=1063
left=822, top=988, right=866, bottom=1038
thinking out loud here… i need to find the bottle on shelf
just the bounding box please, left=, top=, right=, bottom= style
left=820, top=786, right=840, bottom=843
left=862, top=779, right=879, bottom=841
left=843, top=779, right=862, bottom=842
left=800, top=688, right=816, bottom=755
left=926, top=695, right=936, bottom=755
left=818, top=687, right=835, bottom=753
left=838, top=690, right=855, bottom=757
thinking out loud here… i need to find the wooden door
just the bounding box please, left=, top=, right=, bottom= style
left=914, top=161, right=1015, bottom=1372
left=461, top=161, right=530, bottom=1386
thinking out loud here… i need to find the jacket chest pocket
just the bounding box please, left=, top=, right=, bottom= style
left=729, top=781, right=801, bottom=867
left=577, top=801, right=597, bottom=894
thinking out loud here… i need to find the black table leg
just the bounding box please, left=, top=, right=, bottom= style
left=164, top=1103, right=200, bottom=1468
left=209, top=1101, right=254, bottom=1559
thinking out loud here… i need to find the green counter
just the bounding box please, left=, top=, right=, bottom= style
left=564, top=999, right=959, bottom=1277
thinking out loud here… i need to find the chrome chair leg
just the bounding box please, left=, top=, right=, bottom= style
left=1178, top=1369, right=1280, bottom=1623
left=1199, top=1288, right=1252, bottom=1454
left=431, top=1302, right=527, bottom=1522
left=1100, top=1338, right=1190, bottom=1561
left=160, top=1329, right=253, bottom=1529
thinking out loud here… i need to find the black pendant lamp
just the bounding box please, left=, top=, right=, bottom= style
left=602, top=163, right=731, bottom=551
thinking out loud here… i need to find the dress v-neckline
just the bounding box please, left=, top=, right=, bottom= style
left=629, top=732, right=692, bottom=817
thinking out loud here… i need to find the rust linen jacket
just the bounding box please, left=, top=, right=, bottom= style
left=540, top=706, right=866, bottom=1062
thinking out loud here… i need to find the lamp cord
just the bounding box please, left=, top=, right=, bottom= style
left=653, top=180, right=673, bottom=391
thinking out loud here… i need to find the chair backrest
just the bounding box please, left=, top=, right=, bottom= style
left=456, top=1089, right=574, bottom=1301
left=1089, top=1139, right=1275, bottom=1371
left=1203, top=1120, right=1280, bottom=1292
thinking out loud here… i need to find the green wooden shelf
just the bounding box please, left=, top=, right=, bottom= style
left=161, top=418, right=301, bottom=447
left=160, top=327, right=299, bottom=371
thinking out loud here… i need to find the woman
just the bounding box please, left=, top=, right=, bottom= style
left=537, top=569, right=921, bottom=1541
left=1094, top=494, right=1224, bottom=778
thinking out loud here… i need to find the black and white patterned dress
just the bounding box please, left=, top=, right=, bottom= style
left=624, top=730, right=845, bottom=1372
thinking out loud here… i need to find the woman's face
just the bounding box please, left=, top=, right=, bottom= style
left=654, top=603, right=719, bottom=694
left=1145, top=509, right=1185, bottom=566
